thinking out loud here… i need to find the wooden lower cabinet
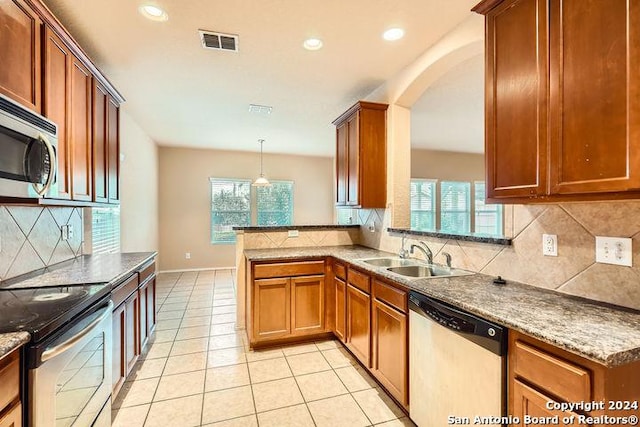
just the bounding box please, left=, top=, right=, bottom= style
left=254, top=277, right=291, bottom=340
left=334, top=277, right=346, bottom=342
left=512, top=380, right=582, bottom=426
left=111, top=302, right=126, bottom=395
left=145, top=276, right=157, bottom=335
left=371, top=298, right=407, bottom=406
left=138, top=279, right=148, bottom=351
left=0, top=402, right=22, bottom=427
left=291, top=275, right=324, bottom=334
left=124, top=291, right=140, bottom=374
left=346, top=283, right=371, bottom=367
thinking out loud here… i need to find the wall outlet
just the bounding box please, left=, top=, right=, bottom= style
left=542, top=234, right=558, bottom=256
left=185, top=252, right=191, bottom=260
left=67, top=224, right=74, bottom=240
left=288, top=230, right=299, bottom=237
left=61, top=225, right=69, bottom=241
left=595, top=236, right=632, bottom=266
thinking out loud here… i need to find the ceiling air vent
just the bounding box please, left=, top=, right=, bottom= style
left=199, top=30, right=239, bottom=52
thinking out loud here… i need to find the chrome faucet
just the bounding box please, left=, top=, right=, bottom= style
left=442, top=252, right=452, bottom=268
left=398, top=235, right=410, bottom=259
left=410, top=241, right=433, bottom=264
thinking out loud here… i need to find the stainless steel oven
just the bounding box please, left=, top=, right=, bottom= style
left=29, top=299, right=113, bottom=427
left=0, top=93, right=58, bottom=199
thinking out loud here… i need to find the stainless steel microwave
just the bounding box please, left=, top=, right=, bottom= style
left=0, top=93, right=58, bottom=199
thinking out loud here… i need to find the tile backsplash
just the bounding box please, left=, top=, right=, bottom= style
left=357, top=202, right=640, bottom=311
left=0, top=206, right=83, bottom=281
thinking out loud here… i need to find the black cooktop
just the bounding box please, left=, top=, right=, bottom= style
left=0, top=283, right=111, bottom=343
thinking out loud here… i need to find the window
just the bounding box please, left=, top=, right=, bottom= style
left=91, top=206, right=120, bottom=254
left=256, top=181, right=294, bottom=226
left=210, top=179, right=251, bottom=244
left=440, top=181, right=471, bottom=234
left=410, top=179, right=436, bottom=231
left=336, top=209, right=357, bottom=225
left=474, top=182, right=503, bottom=235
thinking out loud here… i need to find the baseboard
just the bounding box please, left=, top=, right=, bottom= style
left=158, top=266, right=237, bottom=273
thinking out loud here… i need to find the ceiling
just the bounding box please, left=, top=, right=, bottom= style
left=42, top=0, right=478, bottom=157
left=411, top=53, right=484, bottom=153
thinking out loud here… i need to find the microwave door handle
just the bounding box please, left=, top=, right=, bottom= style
left=31, top=133, right=56, bottom=197
left=41, top=301, right=113, bottom=363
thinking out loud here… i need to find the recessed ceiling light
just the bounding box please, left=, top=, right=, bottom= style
left=139, top=4, right=168, bottom=22
left=383, top=28, right=405, bottom=41
left=303, top=38, right=323, bottom=51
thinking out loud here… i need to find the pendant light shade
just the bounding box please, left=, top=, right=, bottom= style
left=252, top=139, right=271, bottom=187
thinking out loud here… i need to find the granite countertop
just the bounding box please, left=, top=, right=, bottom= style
left=2, top=252, right=157, bottom=289
left=0, top=332, right=31, bottom=360
left=234, top=225, right=360, bottom=232
left=244, top=245, right=640, bottom=368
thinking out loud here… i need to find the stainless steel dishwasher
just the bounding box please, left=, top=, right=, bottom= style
left=409, top=292, right=507, bottom=427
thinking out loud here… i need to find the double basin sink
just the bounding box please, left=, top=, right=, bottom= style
left=357, top=257, right=473, bottom=279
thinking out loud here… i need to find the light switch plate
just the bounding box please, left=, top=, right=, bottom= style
left=542, top=234, right=557, bottom=256
left=185, top=252, right=191, bottom=260
left=288, top=230, right=299, bottom=237
left=61, top=225, right=69, bottom=241
left=595, top=236, right=632, bottom=266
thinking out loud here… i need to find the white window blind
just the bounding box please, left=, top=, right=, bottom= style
left=336, top=208, right=357, bottom=225
left=440, top=181, right=471, bottom=234
left=210, top=178, right=251, bottom=243
left=410, top=179, right=436, bottom=231
left=92, top=206, right=120, bottom=254
left=474, top=182, right=503, bottom=235
left=256, top=181, right=294, bottom=226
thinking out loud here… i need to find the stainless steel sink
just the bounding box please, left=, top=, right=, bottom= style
left=386, top=264, right=473, bottom=278
left=359, top=257, right=421, bottom=268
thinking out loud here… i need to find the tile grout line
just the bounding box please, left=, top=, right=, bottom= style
left=281, top=348, right=318, bottom=427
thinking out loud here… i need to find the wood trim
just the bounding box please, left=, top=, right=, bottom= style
left=332, top=100, right=388, bottom=125
left=23, top=0, right=125, bottom=103
left=472, top=0, right=504, bottom=14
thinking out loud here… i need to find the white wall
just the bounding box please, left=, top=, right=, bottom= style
left=119, top=109, right=159, bottom=254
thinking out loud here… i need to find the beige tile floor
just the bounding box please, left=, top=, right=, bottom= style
left=111, top=270, right=416, bottom=427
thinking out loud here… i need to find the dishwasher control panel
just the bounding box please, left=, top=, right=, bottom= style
left=421, top=303, right=475, bottom=333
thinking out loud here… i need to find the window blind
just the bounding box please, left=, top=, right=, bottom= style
left=92, top=206, right=121, bottom=254
left=474, top=182, right=503, bottom=235
left=210, top=178, right=251, bottom=243
left=440, top=181, right=471, bottom=234
left=256, top=181, right=294, bottom=226
left=410, top=179, right=436, bottom=231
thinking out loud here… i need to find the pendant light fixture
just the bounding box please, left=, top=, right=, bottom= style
left=252, top=139, right=271, bottom=187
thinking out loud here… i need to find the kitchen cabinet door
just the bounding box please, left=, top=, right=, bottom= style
left=43, top=26, right=71, bottom=200
left=0, top=402, right=22, bottom=427
left=334, top=277, right=346, bottom=342
left=146, top=276, right=157, bottom=335
left=0, top=0, right=41, bottom=112
left=107, top=97, right=120, bottom=203
left=346, top=284, right=371, bottom=367
left=346, top=113, right=360, bottom=206
left=548, top=0, right=640, bottom=195
left=138, top=279, right=149, bottom=351
left=484, top=0, right=548, bottom=200
left=70, top=56, right=93, bottom=202
left=124, top=291, right=140, bottom=375
left=112, top=303, right=126, bottom=396
left=512, top=380, right=582, bottom=426
left=253, top=278, right=291, bottom=340
left=336, top=122, right=348, bottom=206
left=92, top=80, right=108, bottom=203
left=372, top=299, right=408, bottom=406
left=291, top=275, right=324, bottom=335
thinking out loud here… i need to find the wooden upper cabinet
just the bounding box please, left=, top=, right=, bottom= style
left=107, top=97, right=120, bottom=203
left=333, top=101, right=388, bottom=209
left=70, top=56, right=93, bottom=202
left=0, top=0, right=41, bottom=112
left=549, top=0, right=640, bottom=195
left=43, top=26, right=71, bottom=200
left=92, top=81, right=109, bottom=203
left=483, top=0, right=548, bottom=200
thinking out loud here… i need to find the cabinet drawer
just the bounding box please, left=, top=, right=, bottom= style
left=347, top=268, right=370, bottom=294
left=254, top=261, right=324, bottom=279
left=373, top=280, right=407, bottom=313
left=112, top=273, right=139, bottom=308
left=513, top=340, right=591, bottom=403
left=333, top=262, right=346, bottom=281
left=0, top=351, right=19, bottom=413
left=138, top=261, right=156, bottom=284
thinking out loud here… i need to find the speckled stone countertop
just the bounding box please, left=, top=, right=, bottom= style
left=2, top=252, right=157, bottom=289
left=0, top=332, right=30, bottom=360
left=244, top=245, right=640, bottom=368
left=234, top=225, right=360, bottom=232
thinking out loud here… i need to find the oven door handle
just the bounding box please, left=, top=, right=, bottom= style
left=31, top=133, right=56, bottom=197
left=41, top=301, right=113, bottom=363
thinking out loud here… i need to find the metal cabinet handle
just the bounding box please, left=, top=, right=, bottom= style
left=31, top=133, right=57, bottom=197
left=41, top=301, right=113, bottom=362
